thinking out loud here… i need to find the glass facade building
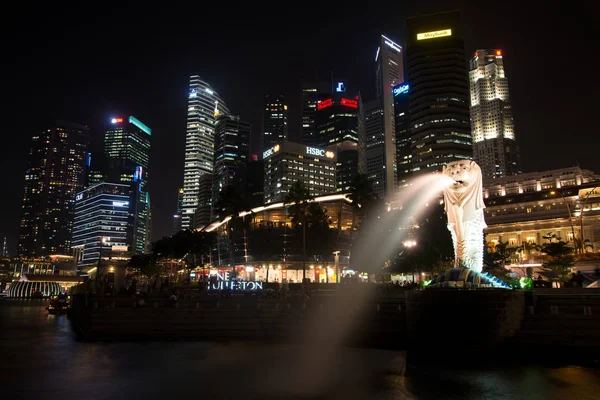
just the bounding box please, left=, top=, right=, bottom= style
left=72, top=182, right=131, bottom=268
left=182, top=76, right=230, bottom=230
left=405, top=11, right=472, bottom=177
left=104, top=116, right=151, bottom=253
left=262, top=94, right=288, bottom=151
left=18, top=121, right=90, bottom=257
left=212, top=114, right=251, bottom=210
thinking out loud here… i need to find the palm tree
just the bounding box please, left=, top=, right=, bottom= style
left=214, top=185, right=248, bottom=277
left=348, top=173, right=378, bottom=233
left=284, top=180, right=313, bottom=282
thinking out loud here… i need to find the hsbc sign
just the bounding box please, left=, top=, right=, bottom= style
left=306, top=147, right=325, bottom=156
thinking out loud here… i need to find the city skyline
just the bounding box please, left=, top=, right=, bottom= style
left=2, top=2, right=598, bottom=253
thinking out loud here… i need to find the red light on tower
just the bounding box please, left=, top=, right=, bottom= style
left=317, top=98, right=333, bottom=110
left=340, top=98, right=358, bottom=109
left=496, top=50, right=502, bottom=56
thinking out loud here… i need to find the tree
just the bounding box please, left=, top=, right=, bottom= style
left=483, top=240, right=512, bottom=281
left=214, top=185, right=248, bottom=275
left=348, top=173, right=379, bottom=228
left=285, top=180, right=313, bottom=281
left=540, top=240, right=575, bottom=281
left=128, top=253, right=160, bottom=277
left=304, top=203, right=336, bottom=266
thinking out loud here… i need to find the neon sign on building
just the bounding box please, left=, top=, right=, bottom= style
left=340, top=98, right=358, bottom=108
left=393, top=84, right=410, bottom=96
left=317, top=98, right=333, bottom=110
left=417, top=29, right=452, bottom=41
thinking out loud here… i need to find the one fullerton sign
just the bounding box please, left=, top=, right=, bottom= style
left=417, top=29, right=452, bottom=41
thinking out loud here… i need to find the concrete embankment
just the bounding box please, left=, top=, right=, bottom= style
left=69, top=287, right=600, bottom=356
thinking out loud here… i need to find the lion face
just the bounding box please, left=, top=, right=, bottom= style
left=443, top=161, right=476, bottom=194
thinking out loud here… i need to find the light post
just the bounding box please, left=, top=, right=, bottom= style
left=333, top=251, right=340, bottom=284
left=403, top=240, right=417, bottom=282
left=97, top=237, right=107, bottom=280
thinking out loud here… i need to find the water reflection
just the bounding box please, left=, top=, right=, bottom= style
left=1, top=301, right=599, bottom=400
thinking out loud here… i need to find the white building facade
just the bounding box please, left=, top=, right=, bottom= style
left=181, top=76, right=230, bottom=230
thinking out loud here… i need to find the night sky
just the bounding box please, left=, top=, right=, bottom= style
left=1, top=1, right=598, bottom=254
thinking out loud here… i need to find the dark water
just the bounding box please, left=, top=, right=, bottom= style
left=1, top=300, right=599, bottom=400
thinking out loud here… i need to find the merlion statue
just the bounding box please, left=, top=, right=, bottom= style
left=442, top=160, right=486, bottom=273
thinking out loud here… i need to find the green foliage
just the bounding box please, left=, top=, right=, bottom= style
left=128, top=253, right=160, bottom=277
left=390, top=205, right=454, bottom=274
left=540, top=240, right=575, bottom=280
left=483, top=239, right=518, bottom=281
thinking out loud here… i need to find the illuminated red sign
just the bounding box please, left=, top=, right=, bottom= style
left=317, top=98, right=333, bottom=110
left=340, top=98, right=358, bottom=109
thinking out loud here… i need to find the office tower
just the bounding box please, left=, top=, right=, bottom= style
left=212, top=114, right=251, bottom=208
left=182, top=76, right=230, bottom=230
left=263, top=141, right=336, bottom=204
left=470, top=49, right=521, bottom=179
left=301, top=80, right=331, bottom=146
left=72, top=183, right=132, bottom=268
left=362, top=98, right=385, bottom=199
left=18, top=121, right=90, bottom=257
left=373, top=35, right=404, bottom=198
left=105, top=116, right=152, bottom=253
left=194, top=174, right=214, bottom=229
left=172, top=188, right=184, bottom=235
left=405, top=11, right=472, bottom=176
left=262, top=94, right=288, bottom=151
left=315, top=86, right=360, bottom=192
left=245, top=156, right=264, bottom=208
left=393, top=83, right=411, bottom=187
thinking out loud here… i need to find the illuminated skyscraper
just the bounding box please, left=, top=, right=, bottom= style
left=212, top=114, right=251, bottom=216
left=18, top=121, right=90, bottom=257
left=405, top=11, right=472, bottom=176
left=104, top=116, right=152, bottom=253
left=301, top=80, right=330, bottom=146
left=469, top=49, right=521, bottom=179
left=181, top=76, right=230, bottom=230
left=369, top=35, right=404, bottom=198
left=262, top=94, right=288, bottom=151
left=172, top=188, right=184, bottom=235
left=315, top=88, right=360, bottom=193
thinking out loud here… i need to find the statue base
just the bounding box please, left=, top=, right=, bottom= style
left=428, top=268, right=509, bottom=289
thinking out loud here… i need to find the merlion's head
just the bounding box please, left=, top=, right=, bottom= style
left=443, top=160, right=482, bottom=195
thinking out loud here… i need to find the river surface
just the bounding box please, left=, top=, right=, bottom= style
left=1, top=300, right=599, bottom=399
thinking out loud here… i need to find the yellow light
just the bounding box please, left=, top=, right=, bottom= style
left=284, top=105, right=288, bottom=111
left=325, top=151, right=335, bottom=158
left=274, top=144, right=280, bottom=152
left=417, top=29, right=452, bottom=41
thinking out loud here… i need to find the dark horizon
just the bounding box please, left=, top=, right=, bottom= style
left=1, top=1, right=599, bottom=254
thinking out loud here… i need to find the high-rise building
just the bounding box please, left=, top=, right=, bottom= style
left=373, top=35, right=404, bottom=198
left=393, top=83, right=412, bottom=187
left=182, top=76, right=230, bottom=230
left=72, top=182, right=132, bottom=268
left=362, top=98, right=385, bottom=199
left=263, top=141, right=337, bottom=204
left=172, top=188, right=184, bottom=235
left=405, top=11, right=472, bottom=177
left=212, top=114, right=251, bottom=207
left=262, top=94, right=288, bottom=151
left=245, top=156, right=264, bottom=209
left=105, top=116, right=152, bottom=253
left=18, top=121, right=90, bottom=257
left=301, top=80, right=331, bottom=146
left=315, top=87, right=360, bottom=193
left=194, top=174, right=214, bottom=230
left=469, top=49, right=521, bottom=179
